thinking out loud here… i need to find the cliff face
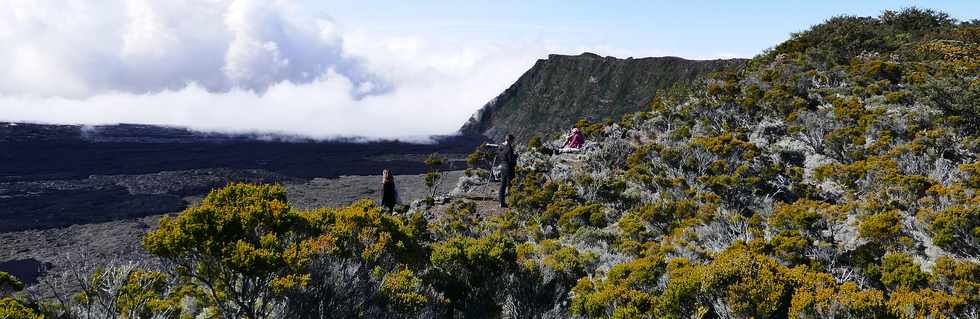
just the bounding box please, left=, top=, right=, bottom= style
left=460, top=53, right=744, bottom=141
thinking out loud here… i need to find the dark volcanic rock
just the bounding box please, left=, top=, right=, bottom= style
left=0, top=123, right=483, bottom=183
left=0, top=168, right=296, bottom=232
left=0, top=122, right=484, bottom=232
left=87, top=169, right=299, bottom=196
left=459, top=53, right=744, bottom=141
left=0, top=258, right=51, bottom=286
left=0, top=184, right=185, bottom=232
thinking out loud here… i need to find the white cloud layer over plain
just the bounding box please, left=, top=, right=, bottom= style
left=0, top=0, right=722, bottom=139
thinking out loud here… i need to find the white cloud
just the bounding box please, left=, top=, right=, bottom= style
left=0, top=0, right=711, bottom=139
left=0, top=0, right=555, bottom=138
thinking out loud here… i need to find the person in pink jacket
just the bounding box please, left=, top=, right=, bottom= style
left=560, top=127, right=584, bottom=153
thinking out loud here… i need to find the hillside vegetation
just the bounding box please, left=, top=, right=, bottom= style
left=3, top=8, right=979, bottom=319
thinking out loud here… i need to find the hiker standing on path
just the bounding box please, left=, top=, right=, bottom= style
left=498, top=134, right=518, bottom=208
left=381, top=168, right=398, bottom=212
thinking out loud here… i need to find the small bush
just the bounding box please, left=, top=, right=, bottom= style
left=557, top=203, right=606, bottom=234
left=858, top=210, right=906, bottom=249
left=879, top=252, right=929, bottom=290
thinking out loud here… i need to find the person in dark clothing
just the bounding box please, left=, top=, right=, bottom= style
left=498, top=134, right=518, bottom=208
left=381, top=169, right=398, bottom=212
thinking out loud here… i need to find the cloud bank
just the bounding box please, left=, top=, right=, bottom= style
left=0, top=0, right=718, bottom=139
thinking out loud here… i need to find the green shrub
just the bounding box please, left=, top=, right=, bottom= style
left=770, top=230, right=810, bottom=265
left=518, top=241, right=595, bottom=283
left=931, top=256, right=980, bottom=303
left=424, top=153, right=448, bottom=197
left=919, top=204, right=980, bottom=255
left=306, top=199, right=427, bottom=267
left=858, top=210, right=906, bottom=249
left=879, top=252, right=930, bottom=290
left=429, top=232, right=516, bottom=315
left=528, top=135, right=543, bottom=150
left=886, top=288, right=967, bottom=319
left=379, top=267, right=428, bottom=314
left=769, top=200, right=840, bottom=239
left=143, top=183, right=315, bottom=319
left=430, top=200, right=480, bottom=240
left=789, top=282, right=886, bottom=319
left=558, top=203, right=606, bottom=234
left=618, top=199, right=697, bottom=244
left=0, top=298, right=41, bottom=319
left=570, top=255, right=666, bottom=317
left=0, top=272, right=24, bottom=296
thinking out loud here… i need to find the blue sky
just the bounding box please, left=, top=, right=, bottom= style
left=318, top=1, right=980, bottom=59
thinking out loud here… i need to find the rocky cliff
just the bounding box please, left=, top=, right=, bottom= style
left=459, top=52, right=743, bottom=140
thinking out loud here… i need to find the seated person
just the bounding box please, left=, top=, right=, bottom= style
left=559, top=127, right=585, bottom=153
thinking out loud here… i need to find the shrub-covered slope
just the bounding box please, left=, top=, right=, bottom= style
left=521, top=8, right=979, bottom=317
left=4, top=8, right=979, bottom=319
left=459, top=53, right=742, bottom=141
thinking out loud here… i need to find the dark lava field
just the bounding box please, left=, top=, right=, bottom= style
left=0, top=122, right=482, bottom=232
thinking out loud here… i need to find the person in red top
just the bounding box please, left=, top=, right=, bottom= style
left=560, top=127, right=585, bottom=153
